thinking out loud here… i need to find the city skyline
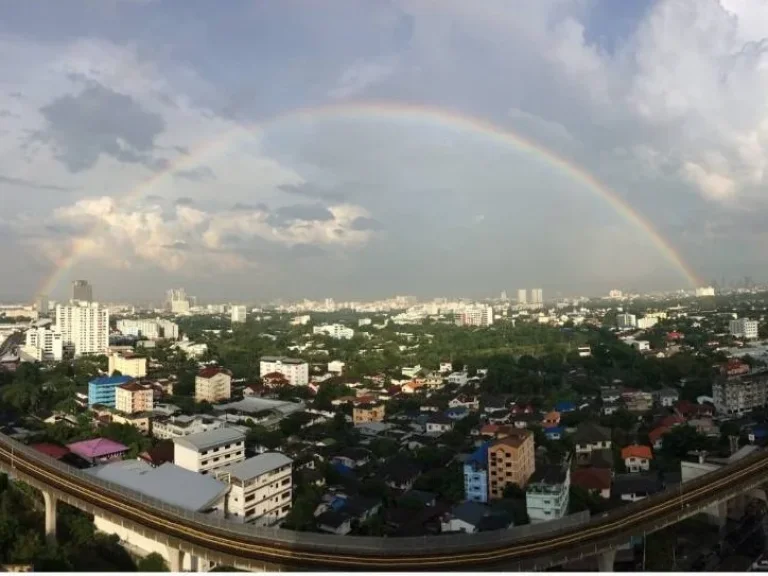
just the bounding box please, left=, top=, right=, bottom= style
left=2, top=1, right=767, bottom=300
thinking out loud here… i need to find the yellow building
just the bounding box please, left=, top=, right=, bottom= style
left=108, top=352, right=147, bottom=379
left=195, top=367, right=232, bottom=403
left=115, top=382, right=154, bottom=414
left=488, top=430, right=535, bottom=499
left=353, top=402, right=386, bottom=424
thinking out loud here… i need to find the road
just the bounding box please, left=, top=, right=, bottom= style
left=1, top=434, right=768, bottom=570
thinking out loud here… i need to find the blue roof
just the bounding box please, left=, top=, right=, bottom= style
left=89, top=376, right=133, bottom=386
left=544, top=426, right=564, bottom=435
left=555, top=401, right=576, bottom=412
left=467, top=442, right=491, bottom=466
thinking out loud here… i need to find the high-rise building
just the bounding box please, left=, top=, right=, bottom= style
left=695, top=286, right=716, bottom=297
left=56, top=301, right=109, bottom=356
left=500, top=291, right=508, bottom=301
left=231, top=305, right=247, bottom=324
left=488, top=430, right=535, bottom=499
left=22, top=324, right=63, bottom=361
left=616, top=313, right=637, bottom=330
left=517, top=289, right=527, bottom=305
left=166, top=288, right=191, bottom=314
left=531, top=289, right=543, bottom=305
left=455, top=306, right=494, bottom=327
left=71, top=280, right=93, bottom=302
left=729, top=318, right=758, bottom=340
left=35, top=294, right=50, bottom=316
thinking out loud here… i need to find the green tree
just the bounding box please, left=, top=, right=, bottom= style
left=137, top=552, right=169, bottom=571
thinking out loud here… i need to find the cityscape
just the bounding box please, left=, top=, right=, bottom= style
left=6, top=0, right=768, bottom=573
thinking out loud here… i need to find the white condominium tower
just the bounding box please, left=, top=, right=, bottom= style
left=55, top=301, right=109, bottom=356
left=517, top=289, right=527, bottom=304
left=531, top=289, right=543, bottom=305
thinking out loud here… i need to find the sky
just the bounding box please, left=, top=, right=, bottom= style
left=1, top=0, right=767, bottom=302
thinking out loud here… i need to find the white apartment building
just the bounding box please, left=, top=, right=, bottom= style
left=525, top=463, right=571, bottom=524
left=55, top=302, right=109, bottom=356
left=616, top=313, right=637, bottom=329
left=231, top=305, right=247, bottom=323
left=517, top=289, right=527, bottom=304
left=153, top=414, right=230, bottom=440
left=313, top=324, right=354, bottom=339
left=696, top=286, right=716, bottom=297
left=22, top=324, right=63, bottom=361
left=116, top=318, right=178, bottom=340
left=115, top=382, right=154, bottom=414
left=290, top=315, right=311, bottom=326
left=358, top=318, right=372, bottom=327
left=108, top=352, right=147, bottom=378
left=531, top=289, right=543, bottom=305
left=214, top=453, right=293, bottom=526
left=712, top=371, right=768, bottom=415
left=327, top=360, right=345, bottom=374
left=173, top=428, right=246, bottom=475
left=195, top=367, right=232, bottom=403
left=730, top=318, right=759, bottom=340
left=260, top=356, right=309, bottom=386
left=455, top=306, right=494, bottom=327
left=636, top=316, right=658, bottom=330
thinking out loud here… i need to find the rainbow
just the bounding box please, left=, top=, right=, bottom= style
left=38, top=101, right=701, bottom=295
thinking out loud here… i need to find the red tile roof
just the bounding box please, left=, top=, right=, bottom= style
left=621, top=444, right=653, bottom=460
left=571, top=467, right=612, bottom=492
left=198, top=367, right=230, bottom=379
left=649, top=426, right=671, bottom=445
left=31, top=443, right=70, bottom=460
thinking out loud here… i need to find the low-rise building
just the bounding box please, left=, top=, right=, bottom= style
left=108, top=351, right=147, bottom=378
left=353, top=403, right=386, bottom=424
left=730, top=318, right=759, bottom=340
left=195, top=367, right=232, bottom=403
left=488, top=430, right=535, bottom=499
left=259, top=356, right=309, bottom=386
left=153, top=414, right=231, bottom=440
left=571, top=467, right=612, bottom=499
left=425, top=413, right=454, bottom=436
left=214, top=453, right=293, bottom=526
left=525, top=460, right=571, bottom=523
left=173, top=428, right=246, bottom=475
left=572, top=423, right=612, bottom=465
left=622, top=445, right=653, bottom=473
left=713, top=370, right=768, bottom=415
left=464, top=443, right=490, bottom=503
left=115, top=381, right=154, bottom=414
left=313, top=324, right=354, bottom=339
left=88, top=375, right=134, bottom=408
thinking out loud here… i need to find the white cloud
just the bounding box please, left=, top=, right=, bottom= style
left=329, top=59, right=397, bottom=99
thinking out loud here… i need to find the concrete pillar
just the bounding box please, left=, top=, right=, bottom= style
left=188, top=553, right=199, bottom=572
left=597, top=549, right=617, bottom=572
left=42, top=491, right=57, bottom=546
left=166, top=546, right=183, bottom=572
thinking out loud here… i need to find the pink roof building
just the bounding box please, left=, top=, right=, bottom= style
left=66, top=438, right=129, bottom=463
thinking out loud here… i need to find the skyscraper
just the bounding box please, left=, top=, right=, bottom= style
left=55, top=301, right=109, bottom=357
left=517, top=289, right=527, bottom=305
left=166, top=288, right=191, bottom=314
left=35, top=294, right=50, bottom=315
left=531, top=289, right=543, bottom=305
left=72, top=280, right=93, bottom=302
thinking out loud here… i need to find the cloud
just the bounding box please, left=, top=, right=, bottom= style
left=174, top=197, right=195, bottom=206
left=329, top=59, right=397, bottom=99
left=174, top=166, right=215, bottom=181
left=0, top=174, right=74, bottom=192
left=350, top=216, right=383, bottom=231
left=270, top=203, right=334, bottom=226
left=278, top=183, right=348, bottom=201
left=32, top=83, right=165, bottom=172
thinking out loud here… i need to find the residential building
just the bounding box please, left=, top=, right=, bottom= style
left=195, top=367, right=232, bottom=403
left=637, top=316, right=658, bottom=330
left=616, top=313, right=637, bottom=329
left=173, top=428, right=246, bottom=475
left=455, top=306, right=494, bottom=327
left=531, top=289, right=543, bottom=306
left=213, top=453, right=293, bottom=526
left=153, top=414, right=231, bottom=440
left=656, top=388, right=679, bottom=407
left=290, top=315, right=311, bottom=326
left=517, top=289, right=527, bottom=305
left=88, top=375, right=134, bottom=408
left=730, top=318, right=759, bottom=340
left=71, top=280, right=93, bottom=302
left=231, top=305, right=247, bottom=323
left=713, top=369, right=768, bottom=415
left=22, top=324, right=63, bottom=361
left=622, top=445, right=653, bottom=473
left=612, top=472, right=663, bottom=502
left=487, top=430, right=535, bottom=499
left=353, top=403, right=386, bottom=424
left=327, top=360, right=345, bottom=375
left=115, top=382, right=154, bottom=414
left=623, top=390, right=654, bottom=413
left=259, top=356, right=309, bottom=386
left=166, top=288, right=190, bottom=314
left=116, top=318, right=179, bottom=340
left=571, top=467, right=612, bottom=499
left=426, top=414, right=454, bottom=436
left=440, top=502, right=511, bottom=534
left=108, top=351, right=147, bottom=378
left=313, top=324, right=355, bottom=339
left=56, top=301, right=109, bottom=356
left=447, top=371, right=469, bottom=386
left=572, top=423, right=612, bottom=464
left=525, top=460, right=571, bottom=523
left=464, top=443, right=490, bottom=503
left=67, top=438, right=127, bottom=464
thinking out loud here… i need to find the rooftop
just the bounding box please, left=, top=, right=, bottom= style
left=213, top=397, right=304, bottom=416
left=173, top=427, right=245, bottom=452
left=88, top=460, right=228, bottom=511
left=198, top=366, right=231, bottom=379
left=621, top=444, right=653, bottom=460
left=67, top=438, right=128, bottom=459
left=529, top=463, right=568, bottom=485
left=260, top=356, right=306, bottom=365
left=215, top=452, right=292, bottom=482
left=89, top=376, right=133, bottom=387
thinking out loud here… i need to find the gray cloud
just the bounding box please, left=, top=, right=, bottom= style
left=32, top=83, right=165, bottom=172
left=174, top=166, right=215, bottom=181
left=162, top=241, right=191, bottom=251
left=279, top=183, right=347, bottom=201
left=174, top=197, right=195, bottom=206
left=0, top=174, right=74, bottom=192
left=268, top=203, right=334, bottom=227
left=232, top=202, right=268, bottom=212
left=350, top=216, right=383, bottom=231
